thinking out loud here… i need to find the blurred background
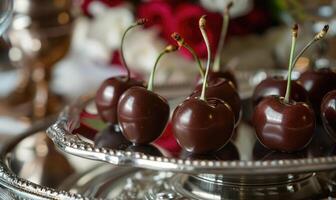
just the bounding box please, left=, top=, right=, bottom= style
left=0, top=0, right=335, bottom=139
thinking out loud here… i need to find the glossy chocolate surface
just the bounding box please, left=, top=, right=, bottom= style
left=208, top=70, right=238, bottom=88
left=298, top=68, right=336, bottom=114
left=117, top=87, right=170, bottom=144
left=76, top=99, right=336, bottom=161
left=95, top=76, right=144, bottom=124
left=321, top=90, right=336, bottom=141
left=192, top=78, right=241, bottom=125
left=253, top=96, right=315, bottom=152
left=94, top=125, right=131, bottom=150
left=172, top=98, right=235, bottom=154
left=252, top=76, right=308, bottom=106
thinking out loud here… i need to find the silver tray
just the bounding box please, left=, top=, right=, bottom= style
left=1, top=118, right=336, bottom=199
left=0, top=119, right=177, bottom=199
left=46, top=69, right=336, bottom=175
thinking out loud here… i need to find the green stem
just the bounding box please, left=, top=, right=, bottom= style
left=291, top=25, right=329, bottom=68
left=120, top=19, right=147, bottom=81
left=147, top=45, right=177, bottom=91
left=213, top=11, right=229, bottom=72
left=147, top=51, right=166, bottom=91
left=120, top=25, right=135, bottom=80
left=183, top=43, right=205, bottom=79
left=291, top=39, right=315, bottom=69
left=199, top=18, right=211, bottom=101
left=284, top=32, right=297, bottom=103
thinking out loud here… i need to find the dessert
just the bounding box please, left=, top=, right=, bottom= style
left=172, top=33, right=241, bottom=125
left=321, top=90, right=336, bottom=140
left=298, top=68, right=336, bottom=115
left=172, top=16, right=235, bottom=154
left=117, top=45, right=177, bottom=144
left=253, top=24, right=315, bottom=152
left=95, top=19, right=146, bottom=124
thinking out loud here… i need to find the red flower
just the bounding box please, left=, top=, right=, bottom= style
left=81, top=0, right=124, bottom=16
left=175, top=4, right=222, bottom=59
left=137, top=1, right=176, bottom=42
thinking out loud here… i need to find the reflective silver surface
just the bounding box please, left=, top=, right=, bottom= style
left=0, top=121, right=335, bottom=199
left=0, top=0, right=13, bottom=35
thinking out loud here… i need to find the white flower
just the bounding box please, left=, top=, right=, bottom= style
left=71, top=18, right=111, bottom=64
left=123, top=28, right=164, bottom=73
left=123, top=27, right=198, bottom=85
left=52, top=55, right=124, bottom=101
left=200, top=0, right=253, bottom=18
left=88, top=5, right=134, bottom=51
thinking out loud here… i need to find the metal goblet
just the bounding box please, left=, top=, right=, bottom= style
left=7, top=0, right=74, bottom=119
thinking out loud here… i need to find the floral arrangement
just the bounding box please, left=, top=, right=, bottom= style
left=53, top=0, right=275, bottom=99
left=81, top=0, right=276, bottom=69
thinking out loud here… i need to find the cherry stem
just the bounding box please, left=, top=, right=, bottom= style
left=121, top=18, right=147, bottom=81
left=284, top=24, right=298, bottom=104
left=147, top=45, right=178, bottom=91
left=292, top=25, right=329, bottom=68
left=213, top=1, right=233, bottom=72
left=171, top=33, right=205, bottom=79
left=199, top=15, right=211, bottom=101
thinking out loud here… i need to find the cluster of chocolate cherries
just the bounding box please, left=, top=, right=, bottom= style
left=94, top=3, right=336, bottom=155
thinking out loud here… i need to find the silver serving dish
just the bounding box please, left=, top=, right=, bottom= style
left=0, top=119, right=177, bottom=199
left=0, top=113, right=335, bottom=199
left=43, top=69, right=336, bottom=199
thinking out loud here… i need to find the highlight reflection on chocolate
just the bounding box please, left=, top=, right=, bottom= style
left=94, top=125, right=131, bottom=150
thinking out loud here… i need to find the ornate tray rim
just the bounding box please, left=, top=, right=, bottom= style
left=0, top=119, right=92, bottom=200
left=46, top=98, right=336, bottom=175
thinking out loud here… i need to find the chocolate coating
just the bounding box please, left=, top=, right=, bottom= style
left=95, top=76, right=144, bottom=124
left=172, top=98, right=235, bottom=154
left=94, top=125, right=131, bottom=150
left=192, top=78, right=241, bottom=125
left=252, top=76, right=308, bottom=106
left=253, top=96, right=315, bottom=152
left=117, top=87, right=170, bottom=144
left=321, top=90, right=336, bottom=141
left=208, top=70, right=238, bottom=88
left=298, top=68, right=336, bottom=114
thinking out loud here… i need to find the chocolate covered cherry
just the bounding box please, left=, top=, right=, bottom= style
left=253, top=24, right=316, bottom=152
left=253, top=96, right=315, bottom=152
left=298, top=68, right=336, bottom=114
left=191, top=77, right=241, bottom=125
left=321, top=90, right=336, bottom=141
left=173, top=98, right=234, bottom=153
left=95, top=77, right=143, bottom=124
left=172, top=16, right=235, bottom=154
left=95, top=19, right=146, bottom=124
left=118, top=45, right=177, bottom=144
left=171, top=32, right=241, bottom=125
